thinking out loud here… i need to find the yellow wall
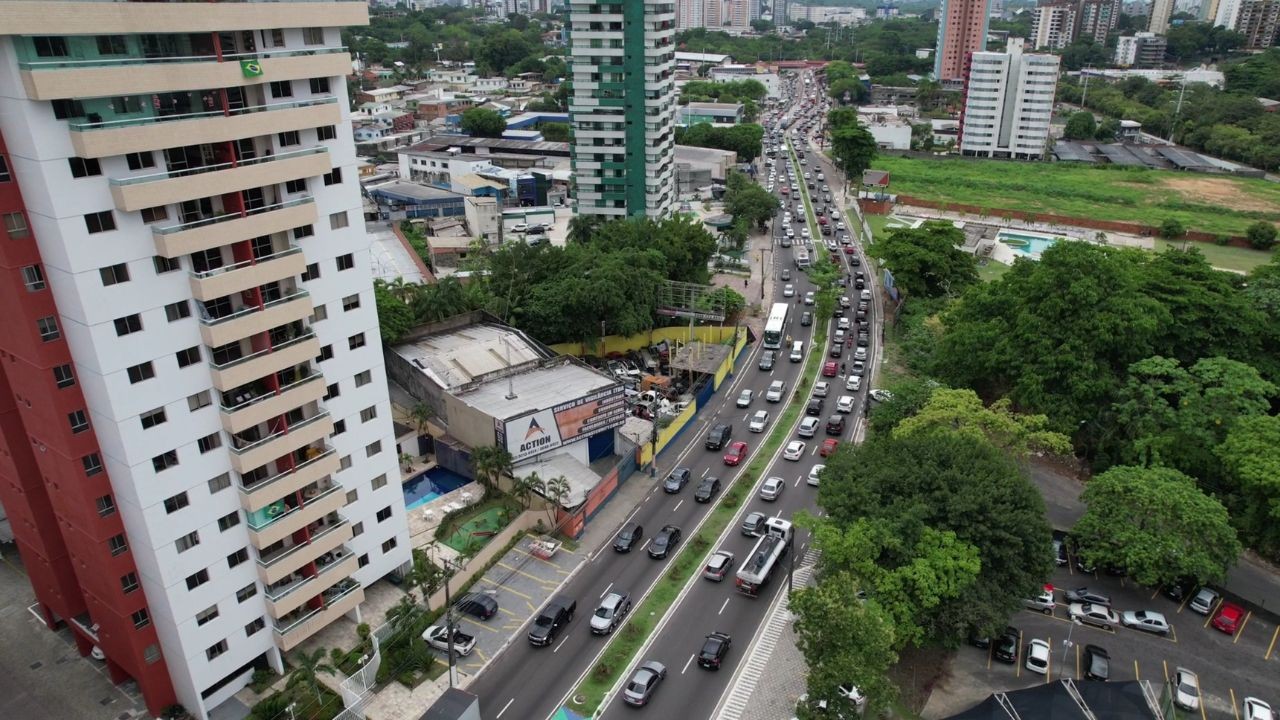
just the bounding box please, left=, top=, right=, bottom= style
left=549, top=325, right=741, bottom=357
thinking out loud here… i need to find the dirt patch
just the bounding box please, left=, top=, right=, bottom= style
left=889, top=645, right=952, bottom=716
left=1159, top=177, right=1280, bottom=214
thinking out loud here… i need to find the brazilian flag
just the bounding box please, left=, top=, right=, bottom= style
left=240, top=59, right=263, bottom=78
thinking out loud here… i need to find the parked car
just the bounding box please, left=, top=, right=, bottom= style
left=1160, top=577, right=1197, bottom=603
left=698, top=631, right=733, bottom=670
left=422, top=624, right=476, bottom=657
left=783, top=441, right=806, bottom=461
left=1190, top=587, right=1220, bottom=615
left=1083, top=645, right=1110, bottom=680
left=1024, top=639, right=1050, bottom=675
left=723, top=441, right=749, bottom=466
left=1173, top=667, right=1201, bottom=711
left=1212, top=602, right=1246, bottom=635
left=703, top=551, right=736, bottom=582
left=1064, top=587, right=1112, bottom=607
left=453, top=592, right=498, bottom=620
left=648, top=525, right=682, bottom=559
left=622, top=661, right=667, bottom=707
left=1069, top=603, right=1119, bottom=630
left=807, top=465, right=824, bottom=486
left=1244, top=698, right=1274, bottom=720
left=993, top=626, right=1020, bottom=663
left=749, top=410, right=770, bottom=433
left=760, top=476, right=786, bottom=501
left=613, top=522, right=643, bottom=553
left=1053, top=539, right=1068, bottom=567
left=694, top=477, right=722, bottom=503
left=1121, top=610, right=1170, bottom=635
left=590, top=592, right=633, bottom=635
left=528, top=595, right=576, bottom=647
left=736, top=389, right=754, bottom=408
left=1022, top=585, right=1055, bottom=614
left=663, top=467, right=692, bottom=493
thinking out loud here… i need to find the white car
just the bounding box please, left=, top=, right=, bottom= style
left=783, top=440, right=806, bottom=461
left=813, top=381, right=830, bottom=398
left=1022, top=586, right=1055, bottom=614
left=845, top=375, right=861, bottom=392
left=736, top=389, right=754, bottom=408
left=760, top=476, right=786, bottom=501
left=1024, top=638, right=1050, bottom=675
left=798, top=416, right=820, bottom=438
left=801, top=227, right=811, bottom=238
left=831, top=210, right=841, bottom=220
left=869, top=389, right=894, bottom=403
left=766, top=380, right=786, bottom=402
left=836, top=395, right=856, bottom=413
left=1120, top=610, right=1170, bottom=635
left=1174, top=667, right=1201, bottom=711
left=807, top=464, right=824, bottom=486
left=510, top=222, right=529, bottom=233
left=422, top=624, right=476, bottom=657
left=783, top=283, right=795, bottom=297
left=853, top=346, right=867, bottom=361
left=749, top=410, right=770, bottom=433
left=837, top=317, right=851, bottom=331
left=1069, top=602, right=1119, bottom=629
left=1244, top=697, right=1274, bottom=720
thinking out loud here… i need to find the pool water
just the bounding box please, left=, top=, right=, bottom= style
left=402, top=467, right=473, bottom=511
left=996, top=230, right=1061, bottom=257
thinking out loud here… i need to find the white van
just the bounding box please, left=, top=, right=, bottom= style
left=795, top=248, right=810, bottom=269
left=789, top=341, right=804, bottom=362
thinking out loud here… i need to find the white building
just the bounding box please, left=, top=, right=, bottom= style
left=0, top=4, right=410, bottom=718
left=709, top=66, right=782, bottom=96
left=569, top=0, right=677, bottom=218
left=1031, top=1, right=1078, bottom=49
left=857, top=107, right=914, bottom=150
left=960, top=38, right=1061, bottom=160
left=1114, top=32, right=1168, bottom=66
left=1149, top=0, right=1175, bottom=32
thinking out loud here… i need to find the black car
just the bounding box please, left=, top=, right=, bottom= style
left=741, top=511, right=767, bottom=537
left=1083, top=644, right=1110, bottom=680
left=806, top=397, right=824, bottom=416
left=967, top=629, right=991, bottom=649
left=453, top=592, right=498, bottom=620
left=850, top=255, right=861, bottom=266
left=663, top=467, right=692, bottom=493
left=1161, top=577, right=1198, bottom=603
left=694, top=477, right=721, bottom=503
left=1065, top=587, right=1112, bottom=607
left=800, top=312, right=812, bottom=326
left=759, top=350, right=776, bottom=371
left=648, top=525, right=682, bottom=559
left=705, top=424, right=732, bottom=451
left=697, top=631, right=733, bottom=670
left=613, top=522, right=644, bottom=553
left=993, top=626, right=1020, bottom=663
left=528, top=595, right=577, bottom=647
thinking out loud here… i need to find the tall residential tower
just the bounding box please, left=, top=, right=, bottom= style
left=569, top=0, right=678, bottom=218
left=959, top=38, right=1060, bottom=160
left=935, top=0, right=992, bottom=82
left=0, top=2, right=411, bottom=717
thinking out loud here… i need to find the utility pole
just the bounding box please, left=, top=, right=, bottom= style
left=442, top=557, right=460, bottom=688
left=1080, top=66, right=1091, bottom=108
left=1169, top=76, right=1187, bottom=142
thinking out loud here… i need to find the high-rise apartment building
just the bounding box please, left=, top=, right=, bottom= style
left=960, top=38, right=1060, bottom=160
left=1201, top=0, right=1224, bottom=22
left=1216, top=0, right=1244, bottom=25
left=934, top=0, right=992, bottom=82
left=1235, top=0, right=1280, bottom=47
left=569, top=0, right=677, bottom=218
left=1114, top=31, right=1168, bottom=66
left=1078, top=0, right=1122, bottom=42
left=1148, top=0, right=1175, bottom=32
left=0, top=2, right=411, bottom=718
left=1031, top=0, right=1079, bottom=49
left=678, top=0, right=707, bottom=28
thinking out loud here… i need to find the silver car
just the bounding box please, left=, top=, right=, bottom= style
left=1120, top=610, right=1170, bottom=635
left=798, top=416, right=820, bottom=438
left=760, top=476, right=786, bottom=501
left=590, top=592, right=632, bottom=635
left=766, top=380, right=786, bottom=403
left=1174, top=667, right=1201, bottom=711
left=1069, top=602, right=1118, bottom=629
left=749, top=410, right=770, bottom=433
left=736, top=389, right=753, bottom=408
left=622, top=661, right=667, bottom=707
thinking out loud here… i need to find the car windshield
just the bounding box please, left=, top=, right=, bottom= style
left=535, top=614, right=554, bottom=627
left=702, top=639, right=721, bottom=654
left=1179, top=678, right=1196, bottom=693
left=654, top=535, right=668, bottom=546
left=595, top=605, right=613, bottom=619
left=619, top=529, right=634, bottom=540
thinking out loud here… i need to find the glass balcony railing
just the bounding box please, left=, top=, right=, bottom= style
left=68, top=97, right=336, bottom=132
left=154, top=196, right=313, bottom=236
left=19, top=45, right=347, bottom=71
left=257, top=520, right=347, bottom=570
left=247, top=483, right=340, bottom=532
left=111, top=146, right=325, bottom=187
left=220, top=369, right=319, bottom=414
left=272, top=580, right=360, bottom=638
left=191, top=244, right=303, bottom=281
left=199, top=288, right=310, bottom=328
left=211, top=330, right=315, bottom=373
left=230, top=411, right=328, bottom=456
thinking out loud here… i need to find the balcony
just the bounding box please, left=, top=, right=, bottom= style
left=1, top=2, right=369, bottom=36
left=247, top=483, right=347, bottom=548
left=210, top=331, right=319, bottom=393
left=189, top=245, right=307, bottom=302
left=238, top=443, right=339, bottom=513
left=19, top=47, right=352, bottom=101
left=265, top=552, right=357, bottom=618
left=256, top=520, right=351, bottom=586
left=69, top=97, right=340, bottom=159
left=220, top=371, right=325, bottom=435
left=198, top=288, right=313, bottom=349
left=153, top=197, right=315, bottom=258
left=229, top=411, right=332, bottom=475
left=110, top=146, right=329, bottom=212
left=273, top=581, right=363, bottom=652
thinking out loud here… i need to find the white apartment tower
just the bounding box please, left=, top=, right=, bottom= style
left=1031, top=1, right=1078, bottom=49
left=0, top=2, right=411, bottom=718
left=569, top=0, right=677, bottom=218
left=960, top=38, right=1060, bottom=160
left=1149, top=0, right=1175, bottom=32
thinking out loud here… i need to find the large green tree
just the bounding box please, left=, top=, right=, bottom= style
left=893, top=388, right=1072, bottom=458
left=828, top=122, right=877, bottom=196
left=460, top=107, right=507, bottom=138
left=724, top=169, right=781, bottom=231
left=1217, top=415, right=1280, bottom=559
left=872, top=221, right=978, bottom=298
left=1063, top=111, right=1097, bottom=140
left=1072, top=465, right=1241, bottom=586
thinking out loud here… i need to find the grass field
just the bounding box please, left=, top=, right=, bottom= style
left=872, top=156, right=1280, bottom=237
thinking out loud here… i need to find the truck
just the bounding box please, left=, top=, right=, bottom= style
left=794, top=248, right=811, bottom=269
left=735, top=517, right=794, bottom=597
left=422, top=624, right=476, bottom=657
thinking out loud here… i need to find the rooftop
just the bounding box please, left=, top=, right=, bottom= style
left=685, top=102, right=744, bottom=113
left=460, top=359, right=619, bottom=422
left=405, top=134, right=571, bottom=157
left=390, top=323, right=549, bottom=391
left=674, top=51, right=731, bottom=64
left=368, top=181, right=465, bottom=202
left=674, top=145, right=738, bottom=163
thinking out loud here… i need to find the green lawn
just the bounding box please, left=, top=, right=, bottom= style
left=872, top=156, right=1280, bottom=237
left=976, top=260, right=1011, bottom=283
left=1153, top=239, right=1275, bottom=274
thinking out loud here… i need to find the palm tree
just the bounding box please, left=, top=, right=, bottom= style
left=538, top=475, right=571, bottom=528
left=287, top=648, right=335, bottom=704
left=511, top=472, right=540, bottom=511
left=408, top=402, right=434, bottom=437
left=469, top=445, right=513, bottom=494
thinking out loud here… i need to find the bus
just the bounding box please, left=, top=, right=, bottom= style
left=763, top=303, right=789, bottom=350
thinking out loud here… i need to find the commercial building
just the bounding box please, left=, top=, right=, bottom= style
left=1114, top=32, right=1168, bottom=67
left=709, top=65, right=782, bottom=97
left=677, top=102, right=746, bottom=126
left=1234, top=0, right=1280, bottom=48
left=1148, top=0, right=1175, bottom=32
left=935, top=0, right=993, bottom=82
left=1031, top=0, right=1078, bottom=49
left=677, top=0, right=707, bottom=28
left=569, top=0, right=678, bottom=218
left=0, top=2, right=411, bottom=718
left=960, top=38, right=1061, bottom=159
left=857, top=107, right=914, bottom=150
left=1078, top=0, right=1122, bottom=42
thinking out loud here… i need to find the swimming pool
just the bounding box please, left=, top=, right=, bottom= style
left=402, top=467, right=474, bottom=511
left=996, top=229, right=1063, bottom=258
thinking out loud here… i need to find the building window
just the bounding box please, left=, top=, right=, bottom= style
left=127, top=361, right=154, bottom=384
left=376, top=506, right=392, bottom=522
left=183, top=567, right=206, bottom=589
left=324, top=382, right=339, bottom=400
left=293, top=224, right=314, bottom=240
left=196, top=606, right=219, bottom=627
left=348, top=333, right=365, bottom=350
left=317, top=345, right=333, bottom=363
left=316, top=125, right=337, bottom=141
left=95, top=35, right=127, bottom=55
left=270, top=80, right=293, bottom=98
left=208, top=472, right=231, bottom=494
left=336, top=253, right=354, bottom=271
left=96, top=495, right=116, bottom=518
left=22, top=265, right=46, bottom=291
left=197, top=433, right=221, bottom=453
left=53, top=364, right=75, bottom=388
left=339, top=455, right=352, bottom=471
left=175, top=531, right=200, bottom=553
left=245, top=617, right=265, bottom=637
left=277, top=130, right=300, bottom=147
left=355, top=370, right=372, bottom=387
left=108, top=534, right=128, bottom=556
left=113, top=314, right=142, bottom=336
left=83, top=453, right=103, bottom=476
left=360, top=406, right=377, bottom=422
left=141, top=206, right=168, bottom=224
left=227, top=548, right=248, bottom=569
left=343, top=294, right=360, bottom=312
left=153, top=255, right=181, bottom=274
left=205, top=639, right=228, bottom=661
left=358, top=554, right=370, bottom=567
left=68, top=157, right=102, bottom=178
left=140, top=407, right=166, bottom=430
left=120, top=572, right=139, bottom=594
left=303, top=27, right=325, bottom=45
left=332, top=419, right=346, bottom=436
left=323, top=168, right=343, bottom=186
left=381, top=537, right=398, bottom=553
left=329, top=211, right=348, bottom=230
left=51, top=99, right=85, bottom=120
left=284, top=178, right=307, bottom=195
left=176, top=346, right=201, bottom=368
left=352, top=521, right=363, bottom=537
left=236, top=583, right=257, bottom=603
left=152, top=449, right=179, bottom=472
left=37, top=316, right=60, bottom=342
left=3, top=211, right=29, bottom=239
left=365, top=440, right=381, bottom=458
left=33, top=36, right=69, bottom=57
left=125, top=152, right=155, bottom=170
left=131, top=608, right=151, bottom=630
left=309, top=77, right=331, bottom=94
left=68, top=410, right=89, bottom=434
left=99, top=263, right=129, bottom=286
left=189, top=390, right=212, bottom=411
left=345, top=489, right=358, bottom=504
left=163, top=492, right=189, bottom=514
left=302, top=262, right=320, bottom=282
left=84, top=211, right=116, bottom=234
left=217, top=511, right=240, bottom=531
left=372, top=473, right=387, bottom=490
left=0, top=155, right=10, bottom=182
left=164, top=300, right=190, bottom=322
left=311, top=304, right=328, bottom=323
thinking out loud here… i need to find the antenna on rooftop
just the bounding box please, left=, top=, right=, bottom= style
left=503, top=334, right=517, bottom=401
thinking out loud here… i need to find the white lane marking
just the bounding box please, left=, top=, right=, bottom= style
left=640, top=538, right=651, bottom=552
left=719, top=597, right=731, bottom=615
left=496, top=699, right=515, bottom=718
left=600, top=582, right=613, bottom=599
left=553, top=636, right=569, bottom=653
left=682, top=653, right=696, bottom=675
left=673, top=499, right=684, bottom=513
left=794, top=476, right=802, bottom=487
left=701, top=467, right=709, bottom=478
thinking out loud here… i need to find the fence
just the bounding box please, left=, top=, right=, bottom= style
left=548, top=324, right=741, bottom=357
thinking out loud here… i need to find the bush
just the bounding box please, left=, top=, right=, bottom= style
left=250, top=668, right=278, bottom=693
left=1246, top=221, right=1278, bottom=250
left=1216, top=234, right=1232, bottom=246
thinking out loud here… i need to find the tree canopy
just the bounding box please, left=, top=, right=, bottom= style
left=724, top=169, right=781, bottom=231
left=1063, top=111, right=1097, bottom=141
left=1217, top=415, right=1280, bottom=559
left=675, top=122, right=765, bottom=161
left=871, top=221, right=978, bottom=298
left=460, top=107, right=507, bottom=138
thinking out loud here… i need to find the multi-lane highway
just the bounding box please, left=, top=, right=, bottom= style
left=469, top=69, right=875, bottom=720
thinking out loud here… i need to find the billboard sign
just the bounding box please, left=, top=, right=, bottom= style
left=496, top=385, right=626, bottom=462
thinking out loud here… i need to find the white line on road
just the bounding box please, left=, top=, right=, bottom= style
left=794, top=476, right=802, bottom=487
left=640, top=538, right=651, bottom=552
left=600, top=582, right=613, bottom=599
left=673, top=499, right=684, bottom=513
left=553, top=637, right=569, bottom=654
left=496, top=699, right=515, bottom=718
left=719, top=597, right=730, bottom=615
left=682, top=653, right=696, bottom=674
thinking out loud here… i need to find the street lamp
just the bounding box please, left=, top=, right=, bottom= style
left=441, top=557, right=461, bottom=688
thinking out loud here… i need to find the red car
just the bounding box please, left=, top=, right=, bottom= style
left=818, top=216, right=828, bottom=226
left=780, top=187, right=790, bottom=195
left=1211, top=602, right=1246, bottom=635
left=819, top=438, right=839, bottom=457
left=843, top=246, right=856, bottom=255
left=822, top=361, right=838, bottom=377
left=722, top=441, right=748, bottom=466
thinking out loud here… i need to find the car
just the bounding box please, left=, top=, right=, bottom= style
left=662, top=467, right=691, bottom=493
left=741, top=511, right=767, bottom=537
left=1189, top=586, right=1220, bottom=615
left=853, top=346, right=867, bottom=362
left=781, top=268, right=791, bottom=281
left=836, top=395, right=856, bottom=413
left=850, top=360, right=866, bottom=376
left=1212, top=601, right=1246, bottom=635
left=703, top=551, right=736, bottom=582
left=837, top=317, right=851, bottom=331
left=783, top=440, right=806, bottom=461
left=1160, top=577, right=1197, bottom=603
left=613, top=522, right=644, bottom=553
left=1053, top=539, right=1068, bottom=567
left=591, top=591, right=633, bottom=635
left=766, top=380, right=786, bottom=402
left=813, top=381, right=830, bottom=398
left=860, top=289, right=871, bottom=301
left=845, top=375, right=861, bottom=392
left=1121, top=610, right=1170, bottom=635
left=760, top=476, right=786, bottom=501
left=807, top=464, right=824, bottom=486
left=422, top=624, right=476, bottom=657
left=622, top=660, right=667, bottom=707
left=1083, top=644, right=1110, bottom=680
left=800, top=311, right=812, bottom=326
left=826, top=414, right=845, bottom=436
left=803, top=291, right=815, bottom=306
left=794, top=686, right=866, bottom=719
left=869, top=389, right=894, bottom=403
left=510, top=222, right=529, bottom=233
left=1024, top=638, right=1050, bottom=675
left=993, top=626, right=1020, bottom=663
left=1023, top=585, right=1055, bottom=614
left=694, top=477, right=721, bottom=503
left=783, top=283, right=795, bottom=297
left=648, top=525, right=682, bottom=559
left=453, top=592, right=498, bottom=620
left=828, top=342, right=843, bottom=358
left=839, top=296, right=851, bottom=308
left=1069, top=602, right=1119, bottom=629
left=1244, top=698, right=1274, bottom=720
left=528, top=595, right=576, bottom=647
left=723, top=441, right=748, bottom=466
left=1173, top=667, right=1201, bottom=710
left=759, top=350, right=776, bottom=371
left=698, top=631, right=733, bottom=669
left=822, top=361, right=838, bottom=377
left=819, top=438, right=839, bottom=457
left=1064, top=587, right=1112, bottom=607
left=705, top=424, right=732, bottom=451
left=736, top=389, right=754, bottom=407
left=806, top=397, right=824, bottom=416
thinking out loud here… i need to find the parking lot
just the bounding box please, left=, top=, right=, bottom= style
left=952, top=551, right=1280, bottom=720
